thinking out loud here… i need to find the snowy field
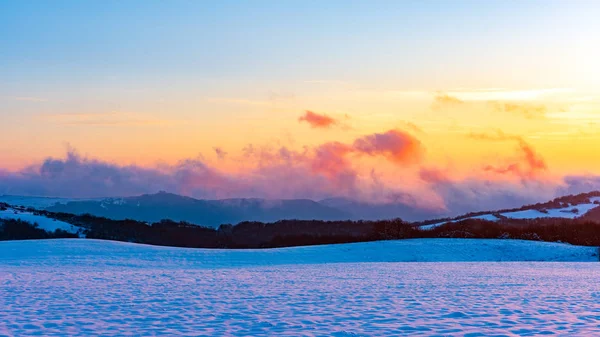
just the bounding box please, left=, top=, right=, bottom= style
left=1, top=239, right=600, bottom=336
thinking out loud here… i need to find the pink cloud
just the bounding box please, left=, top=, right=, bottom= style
left=2, top=127, right=598, bottom=220
left=419, top=167, right=451, bottom=184
left=214, top=147, right=227, bottom=160
left=353, top=129, right=423, bottom=164
left=298, top=110, right=339, bottom=128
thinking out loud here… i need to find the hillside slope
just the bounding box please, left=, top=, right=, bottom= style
left=1, top=238, right=596, bottom=267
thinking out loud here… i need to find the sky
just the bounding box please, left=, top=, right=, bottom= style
left=1, top=0, right=600, bottom=214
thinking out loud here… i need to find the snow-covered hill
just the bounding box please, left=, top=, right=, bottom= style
left=0, top=238, right=596, bottom=267
left=0, top=208, right=85, bottom=237
left=3, top=191, right=600, bottom=246
left=5, top=191, right=600, bottom=230
left=420, top=196, right=600, bottom=230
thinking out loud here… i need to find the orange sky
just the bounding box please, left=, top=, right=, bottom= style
left=4, top=87, right=600, bottom=176
left=1, top=1, right=600, bottom=205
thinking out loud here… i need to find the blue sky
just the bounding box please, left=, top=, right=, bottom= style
left=2, top=0, right=586, bottom=90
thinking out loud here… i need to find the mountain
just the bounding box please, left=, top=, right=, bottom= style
left=3, top=191, right=600, bottom=249
left=0, top=195, right=89, bottom=209
left=11, top=190, right=600, bottom=229
left=45, top=191, right=352, bottom=228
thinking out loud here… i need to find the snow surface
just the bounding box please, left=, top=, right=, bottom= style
left=0, top=209, right=84, bottom=237
left=421, top=213, right=501, bottom=230
left=0, top=238, right=596, bottom=268
left=422, top=198, right=600, bottom=229
left=502, top=202, right=600, bottom=219
left=1, top=239, right=599, bottom=336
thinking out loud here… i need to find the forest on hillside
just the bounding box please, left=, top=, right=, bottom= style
left=3, top=201, right=600, bottom=248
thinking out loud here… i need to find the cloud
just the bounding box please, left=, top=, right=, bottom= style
left=353, top=129, right=423, bottom=164
left=432, top=90, right=562, bottom=120
left=468, top=129, right=517, bottom=142
left=425, top=178, right=559, bottom=215
left=298, top=110, right=339, bottom=129
left=433, top=93, right=464, bottom=106
left=311, top=142, right=353, bottom=176
left=415, top=163, right=600, bottom=216
left=0, top=129, right=423, bottom=203
left=0, top=150, right=171, bottom=198
left=445, top=88, right=573, bottom=101
left=310, top=142, right=357, bottom=192
left=398, top=121, right=424, bottom=134
left=419, top=167, right=451, bottom=184
left=214, top=147, right=227, bottom=160
left=468, top=131, right=547, bottom=179
left=1, top=147, right=599, bottom=221
left=491, top=102, right=547, bottom=119
left=2, top=127, right=599, bottom=220
left=516, top=141, right=547, bottom=173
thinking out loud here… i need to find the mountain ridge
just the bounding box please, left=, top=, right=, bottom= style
left=4, top=190, right=600, bottom=229
left=43, top=192, right=353, bottom=227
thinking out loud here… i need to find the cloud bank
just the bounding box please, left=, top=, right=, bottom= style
left=1, top=128, right=599, bottom=219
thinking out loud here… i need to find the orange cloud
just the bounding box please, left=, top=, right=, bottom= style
left=398, top=121, right=424, bottom=134
left=419, top=167, right=451, bottom=184
left=468, top=130, right=547, bottom=179
left=298, top=110, right=339, bottom=128
left=492, top=102, right=547, bottom=119
left=468, top=129, right=518, bottom=142
left=433, top=93, right=464, bottom=106
left=353, top=129, right=423, bottom=164
left=515, top=140, right=547, bottom=173
left=433, top=93, right=549, bottom=119
left=311, top=142, right=353, bottom=176
left=214, top=147, right=227, bottom=160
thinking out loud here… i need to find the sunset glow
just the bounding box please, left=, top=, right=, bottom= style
left=2, top=0, right=600, bottom=215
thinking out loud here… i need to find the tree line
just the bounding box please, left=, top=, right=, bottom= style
left=3, top=207, right=600, bottom=248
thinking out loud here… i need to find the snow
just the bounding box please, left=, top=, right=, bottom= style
left=1, top=239, right=599, bottom=336
left=0, top=209, right=84, bottom=237
left=0, top=238, right=596, bottom=268
left=422, top=199, right=600, bottom=228
left=472, top=213, right=501, bottom=221
left=502, top=202, right=600, bottom=220
left=421, top=213, right=500, bottom=230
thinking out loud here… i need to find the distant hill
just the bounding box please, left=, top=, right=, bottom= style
left=45, top=191, right=353, bottom=227
left=9, top=190, right=600, bottom=229
left=0, top=195, right=89, bottom=209
left=415, top=190, right=600, bottom=229
left=3, top=190, right=600, bottom=248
